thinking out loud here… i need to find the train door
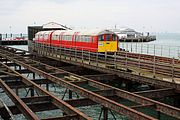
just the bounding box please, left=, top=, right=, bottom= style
left=72, top=32, right=78, bottom=49
left=98, top=34, right=106, bottom=52
left=59, top=32, right=65, bottom=48
left=111, top=34, right=118, bottom=52
left=98, top=34, right=118, bottom=52
left=105, top=34, right=118, bottom=52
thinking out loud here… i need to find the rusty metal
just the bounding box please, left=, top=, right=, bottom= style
left=27, top=43, right=180, bottom=91
left=0, top=98, right=14, bottom=120
left=0, top=79, right=39, bottom=120
left=0, top=47, right=158, bottom=119
left=1, top=46, right=180, bottom=119
left=83, top=74, right=117, bottom=81
left=134, top=88, right=176, bottom=98
left=0, top=63, right=92, bottom=120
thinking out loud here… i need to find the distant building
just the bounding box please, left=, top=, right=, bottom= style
left=110, top=28, right=155, bottom=42
left=28, top=22, right=71, bottom=41
left=111, top=28, right=142, bottom=39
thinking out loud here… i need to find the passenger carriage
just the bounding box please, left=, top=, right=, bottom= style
left=34, top=29, right=119, bottom=52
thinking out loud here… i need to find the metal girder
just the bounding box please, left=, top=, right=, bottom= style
left=130, top=104, right=155, bottom=109
left=0, top=75, right=21, bottom=81
left=0, top=58, right=9, bottom=62
left=134, top=88, right=176, bottom=98
left=41, top=114, right=78, bottom=120
left=0, top=97, right=96, bottom=115
left=0, top=102, right=56, bottom=115
left=83, top=74, right=117, bottom=81
left=15, top=69, right=33, bottom=74
left=82, top=62, right=180, bottom=90
left=87, top=80, right=180, bottom=119
left=1, top=46, right=180, bottom=119
left=0, top=52, right=156, bottom=120
left=0, top=79, right=39, bottom=120
left=3, top=62, right=17, bottom=66
left=31, top=57, right=180, bottom=119
left=0, top=99, right=14, bottom=120
left=0, top=63, right=92, bottom=120
left=50, top=49, right=180, bottom=91
left=59, top=66, right=84, bottom=72
left=3, top=79, right=52, bottom=89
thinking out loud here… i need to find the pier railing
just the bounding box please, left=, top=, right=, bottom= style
left=120, top=42, right=180, bottom=59
left=29, top=41, right=180, bottom=84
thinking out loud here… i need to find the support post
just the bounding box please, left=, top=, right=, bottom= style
left=138, top=54, right=141, bottom=75
left=32, top=72, right=35, bottom=79
left=105, top=51, right=107, bottom=67
left=69, top=90, right=72, bottom=99
left=15, top=87, right=19, bottom=96
left=46, top=83, right=49, bottom=91
left=96, top=52, right=98, bottom=67
left=114, top=52, right=117, bottom=69
left=125, top=51, right=127, bottom=71
left=103, top=107, right=108, bottom=120
left=157, top=111, right=160, bottom=119
left=172, top=57, right=175, bottom=82
left=30, top=87, right=34, bottom=97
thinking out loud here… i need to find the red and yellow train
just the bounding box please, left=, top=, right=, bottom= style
left=34, top=29, right=119, bottom=52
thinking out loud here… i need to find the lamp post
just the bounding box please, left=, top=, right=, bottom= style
left=9, top=26, right=12, bottom=38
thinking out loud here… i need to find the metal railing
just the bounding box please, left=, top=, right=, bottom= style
left=29, top=41, right=180, bottom=83
left=119, top=42, right=180, bottom=59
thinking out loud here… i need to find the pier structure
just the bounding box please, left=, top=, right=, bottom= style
left=0, top=44, right=180, bottom=119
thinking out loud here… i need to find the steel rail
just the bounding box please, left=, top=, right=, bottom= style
left=1, top=45, right=180, bottom=118
left=0, top=63, right=92, bottom=120
left=36, top=46, right=180, bottom=90
left=14, top=46, right=180, bottom=119
left=1, top=45, right=180, bottom=90
left=0, top=79, right=39, bottom=120
left=0, top=47, right=156, bottom=119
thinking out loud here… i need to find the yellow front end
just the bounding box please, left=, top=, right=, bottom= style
left=98, top=41, right=118, bottom=52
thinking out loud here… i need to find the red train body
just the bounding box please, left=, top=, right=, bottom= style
left=34, top=29, right=119, bottom=52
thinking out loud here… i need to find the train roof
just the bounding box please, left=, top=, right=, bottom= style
left=36, top=31, right=53, bottom=35
left=51, top=29, right=116, bottom=36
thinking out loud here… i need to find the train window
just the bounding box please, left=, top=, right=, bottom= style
left=76, top=36, right=79, bottom=42
left=106, top=35, right=110, bottom=41
left=44, top=34, right=49, bottom=40
left=40, top=34, right=43, bottom=39
left=75, top=36, right=78, bottom=41
left=91, top=37, right=94, bottom=43
left=77, top=36, right=80, bottom=42
left=35, top=34, right=38, bottom=39
left=59, top=35, right=62, bottom=40
left=81, top=36, right=84, bottom=42
left=112, top=34, right=117, bottom=41
left=62, top=35, right=64, bottom=40
left=52, top=35, right=58, bottom=40
left=98, top=35, right=104, bottom=41
left=86, top=36, right=91, bottom=42
left=69, top=36, right=72, bottom=41
left=80, top=36, right=82, bottom=42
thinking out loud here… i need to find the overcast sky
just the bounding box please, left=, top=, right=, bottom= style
left=0, top=0, right=180, bottom=33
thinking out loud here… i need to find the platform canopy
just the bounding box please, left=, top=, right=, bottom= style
left=42, top=22, right=70, bottom=29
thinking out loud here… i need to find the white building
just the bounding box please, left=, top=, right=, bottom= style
left=111, top=28, right=142, bottom=39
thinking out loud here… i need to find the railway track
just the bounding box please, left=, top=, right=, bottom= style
left=0, top=46, right=180, bottom=119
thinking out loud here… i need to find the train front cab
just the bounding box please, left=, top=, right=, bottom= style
left=97, top=34, right=118, bottom=52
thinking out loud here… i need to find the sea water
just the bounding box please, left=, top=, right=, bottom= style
left=1, top=33, right=180, bottom=120
left=119, top=33, right=180, bottom=59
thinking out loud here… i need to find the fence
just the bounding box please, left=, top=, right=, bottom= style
left=119, top=42, right=180, bottom=59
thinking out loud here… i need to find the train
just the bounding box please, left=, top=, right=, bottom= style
left=33, top=29, right=119, bottom=52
